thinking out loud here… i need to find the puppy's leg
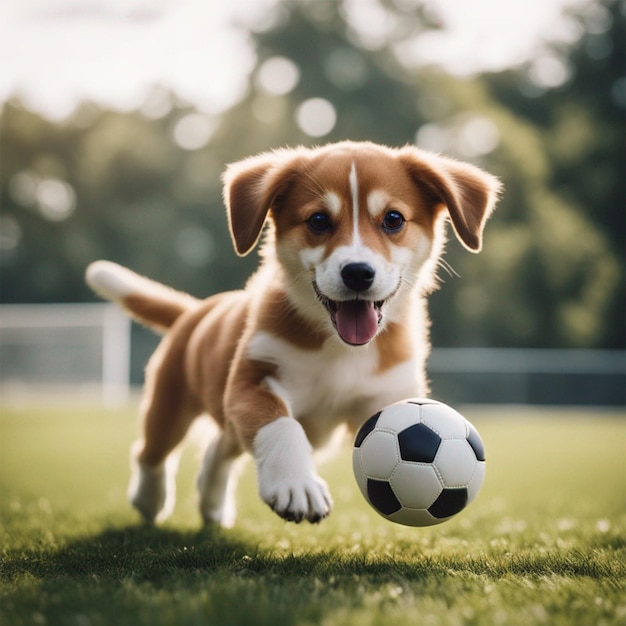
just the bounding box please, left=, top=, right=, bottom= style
left=128, top=440, right=181, bottom=523
left=253, top=417, right=333, bottom=523
left=228, top=368, right=332, bottom=523
left=197, top=427, right=243, bottom=528
left=129, top=341, right=196, bottom=523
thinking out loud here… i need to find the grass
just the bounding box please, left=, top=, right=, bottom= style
left=1, top=404, right=624, bottom=625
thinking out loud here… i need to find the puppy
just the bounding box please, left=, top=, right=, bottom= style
left=86, top=141, right=501, bottom=526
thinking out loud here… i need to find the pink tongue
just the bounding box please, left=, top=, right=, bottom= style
left=335, top=300, right=378, bottom=345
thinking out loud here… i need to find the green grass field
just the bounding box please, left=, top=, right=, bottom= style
left=1, top=404, right=624, bottom=626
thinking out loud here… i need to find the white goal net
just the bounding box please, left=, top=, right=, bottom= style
left=0, top=303, right=131, bottom=407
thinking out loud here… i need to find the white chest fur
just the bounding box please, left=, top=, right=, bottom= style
left=247, top=331, right=421, bottom=447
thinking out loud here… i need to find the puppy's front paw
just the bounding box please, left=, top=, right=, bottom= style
left=259, top=470, right=332, bottom=523
left=254, top=417, right=333, bottom=523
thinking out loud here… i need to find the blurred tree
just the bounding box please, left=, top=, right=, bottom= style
left=0, top=0, right=623, bottom=351
left=475, top=0, right=624, bottom=348
left=1, top=102, right=240, bottom=301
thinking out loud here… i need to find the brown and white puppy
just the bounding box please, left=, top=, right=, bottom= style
left=86, top=141, right=501, bottom=526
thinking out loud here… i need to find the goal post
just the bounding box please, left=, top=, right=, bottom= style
left=0, top=303, right=131, bottom=407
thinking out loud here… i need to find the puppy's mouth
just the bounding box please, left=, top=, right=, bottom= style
left=313, top=282, right=386, bottom=346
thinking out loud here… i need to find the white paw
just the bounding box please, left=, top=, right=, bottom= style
left=259, top=471, right=332, bottom=523
left=199, top=491, right=237, bottom=528
left=198, top=461, right=241, bottom=529
left=197, top=433, right=243, bottom=528
left=128, top=443, right=177, bottom=523
left=254, top=417, right=333, bottom=523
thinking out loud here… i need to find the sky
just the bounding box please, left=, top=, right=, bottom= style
left=0, top=0, right=590, bottom=120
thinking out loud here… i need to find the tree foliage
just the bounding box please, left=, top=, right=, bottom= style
left=1, top=0, right=623, bottom=349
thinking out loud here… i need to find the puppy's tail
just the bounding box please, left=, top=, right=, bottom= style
left=85, top=261, right=200, bottom=333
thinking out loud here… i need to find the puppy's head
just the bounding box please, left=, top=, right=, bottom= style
left=223, top=141, right=501, bottom=346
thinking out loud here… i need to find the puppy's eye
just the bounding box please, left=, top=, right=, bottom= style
left=307, top=212, right=332, bottom=233
left=382, top=210, right=405, bottom=232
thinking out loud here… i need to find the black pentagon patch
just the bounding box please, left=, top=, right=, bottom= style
left=354, top=412, right=381, bottom=447
left=398, top=423, right=441, bottom=463
left=466, top=423, right=486, bottom=461
left=428, top=488, right=468, bottom=519
left=367, top=479, right=401, bottom=515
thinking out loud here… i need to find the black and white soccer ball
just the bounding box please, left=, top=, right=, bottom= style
left=352, top=399, right=486, bottom=527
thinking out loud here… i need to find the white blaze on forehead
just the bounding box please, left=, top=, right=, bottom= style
left=349, top=162, right=360, bottom=244
left=324, top=191, right=342, bottom=217
left=367, top=189, right=391, bottom=218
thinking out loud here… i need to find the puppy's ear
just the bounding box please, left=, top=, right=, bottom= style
left=222, top=150, right=304, bottom=256
left=399, top=147, right=502, bottom=252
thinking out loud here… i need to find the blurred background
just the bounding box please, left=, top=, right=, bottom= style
left=0, top=0, right=624, bottom=406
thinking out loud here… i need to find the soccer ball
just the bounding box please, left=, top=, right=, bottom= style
left=352, top=399, right=486, bottom=527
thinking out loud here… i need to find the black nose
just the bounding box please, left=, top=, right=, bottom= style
left=341, top=262, right=375, bottom=292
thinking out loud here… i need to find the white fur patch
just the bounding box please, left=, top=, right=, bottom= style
left=86, top=260, right=139, bottom=301
left=367, top=189, right=390, bottom=217
left=299, top=245, right=325, bottom=271
left=324, top=191, right=342, bottom=217
left=349, top=162, right=360, bottom=244
left=389, top=241, right=416, bottom=267
left=128, top=441, right=180, bottom=523
left=264, top=376, right=293, bottom=418
left=197, top=433, right=244, bottom=528
left=247, top=331, right=422, bottom=444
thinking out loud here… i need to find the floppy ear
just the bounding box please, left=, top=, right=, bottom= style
left=222, top=149, right=304, bottom=256
left=399, top=147, right=502, bottom=252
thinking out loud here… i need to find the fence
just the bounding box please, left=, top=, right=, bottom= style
left=0, top=303, right=624, bottom=407
left=428, top=348, right=625, bottom=406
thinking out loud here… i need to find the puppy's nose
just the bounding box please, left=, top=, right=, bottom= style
left=341, top=262, right=375, bottom=292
